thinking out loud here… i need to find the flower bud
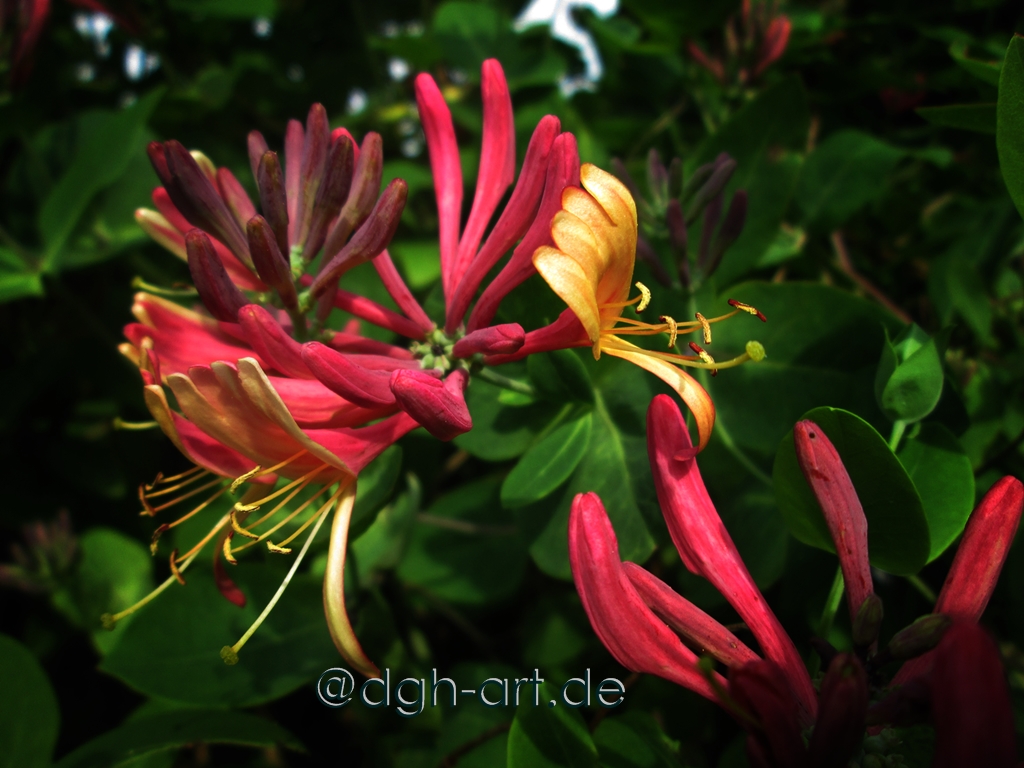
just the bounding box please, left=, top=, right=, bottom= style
left=236, top=304, right=310, bottom=379
left=301, top=132, right=355, bottom=262
left=705, top=190, right=748, bottom=277
left=247, top=130, right=269, bottom=180
left=808, top=653, right=868, bottom=768
left=728, top=660, right=806, bottom=768
left=852, top=593, right=884, bottom=650
left=696, top=193, right=723, bottom=269
left=886, top=614, right=951, bottom=662
left=247, top=215, right=296, bottom=309
left=390, top=368, right=472, bottom=441
left=256, top=150, right=290, bottom=258
left=161, top=141, right=251, bottom=267
left=302, top=342, right=399, bottom=408
left=309, top=179, right=408, bottom=299
left=451, top=324, right=526, bottom=358
left=185, top=229, right=250, bottom=323
left=666, top=198, right=688, bottom=260
left=322, top=132, right=384, bottom=260
left=754, top=16, right=792, bottom=77
left=292, top=103, right=330, bottom=248
left=685, top=154, right=736, bottom=225
left=217, top=167, right=256, bottom=229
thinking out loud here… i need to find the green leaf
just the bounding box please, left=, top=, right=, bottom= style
left=38, top=89, right=163, bottom=271
left=0, top=634, right=59, bottom=768
left=528, top=349, right=595, bottom=404
left=350, top=445, right=404, bottom=540
left=507, top=681, right=599, bottom=768
left=390, top=240, right=442, bottom=290
left=594, top=712, right=683, bottom=768
left=688, top=76, right=810, bottom=284
left=525, top=387, right=655, bottom=580
left=797, top=129, right=905, bottom=230
left=502, top=412, right=593, bottom=509
left=949, top=40, right=1002, bottom=86
left=773, top=407, right=930, bottom=575
left=0, top=268, right=44, bottom=303
left=351, top=474, right=421, bottom=582
left=100, top=564, right=340, bottom=706
left=997, top=34, right=1024, bottom=221
left=398, top=477, right=528, bottom=604
left=898, top=423, right=975, bottom=562
left=917, top=103, right=996, bottom=134
left=456, top=375, right=560, bottom=462
left=53, top=709, right=302, bottom=768
left=874, top=324, right=946, bottom=424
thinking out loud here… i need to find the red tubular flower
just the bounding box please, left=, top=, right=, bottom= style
left=929, top=623, right=1017, bottom=768
left=793, top=421, right=874, bottom=628
left=646, top=394, right=817, bottom=718
left=893, top=476, right=1024, bottom=686
left=728, top=660, right=808, bottom=768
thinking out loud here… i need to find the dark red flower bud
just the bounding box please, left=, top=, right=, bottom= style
left=217, top=167, right=256, bottom=229
left=185, top=229, right=249, bottom=323
left=931, top=623, right=1017, bottom=768
left=451, top=324, right=526, bottom=358
left=301, top=132, right=355, bottom=262
left=293, top=103, right=330, bottom=249
left=729, top=660, right=808, bottom=768
left=686, top=154, right=736, bottom=225
left=247, top=130, right=270, bottom=181
left=705, top=190, right=748, bottom=276
left=807, top=653, right=868, bottom=768
left=323, top=132, right=384, bottom=260
left=887, top=614, right=952, bottom=662
left=301, top=342, right=400, bottom=408
left=256, top=150, right=290, bottom=258
left=247, top=215, right=297, bottom=309
left=309, top=179, right=408, bottom=298
left=390, top=368, right=472, bottom=441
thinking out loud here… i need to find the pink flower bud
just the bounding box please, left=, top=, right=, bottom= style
left=390, top=368, right=472, bottom=441
left=754, top=16, right=792, bottom=78
left=323, top=132, right=384, bottom=260
left=451, top=324, right=526, bottom=358
left=184, top=229, right=249, bottom=323
left=807, top=653, right=868, bottom=768
left=256, top=150, right=290, bottom=257
left=247, top=214, right=297, bottom=309
left=302, top=342, right=399, bottom=408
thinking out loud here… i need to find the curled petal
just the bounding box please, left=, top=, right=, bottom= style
left=569, top=492, right=725, bottom=701
left=390, top=368, right=472, bottom=441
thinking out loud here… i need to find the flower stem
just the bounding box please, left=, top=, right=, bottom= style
left=817, top=566, right=845, bottom=639
left=905, top=573, right=937, bottom=605
left=475, top=367, right=536, bottom=396
left=888, top=420, right=907, bottom=452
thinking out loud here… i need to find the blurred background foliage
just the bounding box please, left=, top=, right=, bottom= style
left=1, top=0, right=1024, bottom=765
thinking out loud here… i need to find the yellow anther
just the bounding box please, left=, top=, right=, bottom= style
left=746, top=341, right=766, bottom=362
left=150, top=524, right=169, bottom=555
left=169, top=550, right=186, bottom=585
left=266, top=541, right=293, bottom=554
left=234, top=499, right=263, bottom=513
left=695, top=312, right=712, bottom=344
left=689, top=342, right=718, bottom=376
left=222, top=533, right=238, bottom=565
left=660, top=316, right=679, bottom=348
left=231, top=466, right=262, bottom=493
left=230, top=508, right=260, bottom=539
left=728, top=299, right=767, bottom=322
left=634, top=282, right=651, bottom=312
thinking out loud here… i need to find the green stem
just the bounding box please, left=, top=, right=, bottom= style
left=905, top=574, right=937, bottom=605
left=888, top=420, right=907, bottom=452
left=818, top=566, right=846, bottom=639
left=475, top=366, right=536, bottom=396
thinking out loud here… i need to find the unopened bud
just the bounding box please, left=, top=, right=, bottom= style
left=309, top=178, right=408, bottom=299
left=185, top=229, right=249, bottom=323
left=685, top=154, right=736, bottom=225
left=247, top=130, right=270, bottom=180
left=301, top=132, right=355, bottom=262
left=247, top=215, right=297, bottom=310
left=853, top=593, right=884, bottom=649
left=887, top=614, right=952, bottom=662
left=292, top=103, right=330, bottom=249
left=808, top=653, right=868, bottom=768
left=322, top=132, right=384, bottom=259
left=705, top=190, right=748, bottom=277
left=256, top=151, right=290, bottom=258
left=678, top=160, right=716, bottom=207
left=665, top=198, right=687, bottom=260
left=301, top=342, right=397, bottom=408
left=452, top=324, right=525, bottom=358
left=391, top=368, right=473, bottom=441
left=696, top=193, right=723, bottom=269
left=217, top=167, right=256, bottom=228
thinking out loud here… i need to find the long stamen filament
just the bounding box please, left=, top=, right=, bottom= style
left=601, top=337, right=759, bottom=370
left=234, top=466, right=326, bottom=512
left=144, top=472, right=219, bottom=500
left=220, top=485, right=343, bottom=665
left=227, top=482, right=332, bottom=556
left=142, top=478, right=225, bottom=515
left=145, top=465, right=206, bottom=491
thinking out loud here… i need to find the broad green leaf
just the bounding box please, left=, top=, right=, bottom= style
left=350, top=445, right=404, bottom=540
left=49, top=527, right=154, bottom=655
left=437, top=708, right=511, bottom=768
left=594, top=712, right=683, bottom=768
left=100, top=564, right=340, bottom=706
left=917, top=103, right=996, bottom=134
left=456, top=376, right=560, bottom=461
left=688, top=77, right=810, bottom=284
left=997, top=34, right=1024, bottom=221
left=525, top=388, right=655, bottom=579
left=390, top=240, right=442, bottom=289
left=38, top=89, right=163, bottom=271
left=529, top=349, right=595, bottom=404
left=53, top=709, right=301, bottom=768
left=773, top=407, right=930, bottom=575
left=0, top=269, right=44, bottom=303
left=398, top=477, right=528, bottom=604
left=351, top=474, right=421, bottom=582
left=0, top=634, right=59, bottom=768
left=704, top=281, right=902, bottom=459
left=898, top=423, right=975, bottom=562
left=797, top=129, right=905, bottom=230
left=502, top=412, right=593, bottom=508
left=507, top=681, right=599, bottom=768
left=949, top=40, right=1002, bottom=86
left=874, top=324, right=945, bottom=424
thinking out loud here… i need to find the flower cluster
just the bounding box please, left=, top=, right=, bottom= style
left=571, top=394, right=1023, bottom=767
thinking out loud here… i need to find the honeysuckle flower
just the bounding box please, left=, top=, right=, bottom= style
left=570, top=398, right=1023, bottom=764
left=488, top=164, right=767, bottom=453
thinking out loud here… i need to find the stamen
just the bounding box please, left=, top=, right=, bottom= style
left=144, top=473, right=218, bottom=500
left=100, top=542, right=209, bottom=629
left=233, top=466, right=326, bottom=512
left=267, top=542, right=292, bottom=554
left=226, top=481, right=332, bottom=557
left=169, top=549, right=186, bottom=585
left=222, top=532, right=238, bottom=564
left=230, top=508, right=261, bottom=539
left=144, top=465, right=205, bottom=492
left=230, top=466, right=262, bottom=493
left=728, top=299, right=767, bottom=322
left=695, top=312, right=712, bottom=344
left=150, top=524, right=169, bottom=555
left=141, top=477, right=225, bottom=515
left=634, top=282, right=651, bottom=312
left=113, top=418, right=159, bottom=431
left=660, top=316, right=679, bottom=348
left=689, top=342, right=718, bottom=376
left=221, top=484, right=345, bottom=665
